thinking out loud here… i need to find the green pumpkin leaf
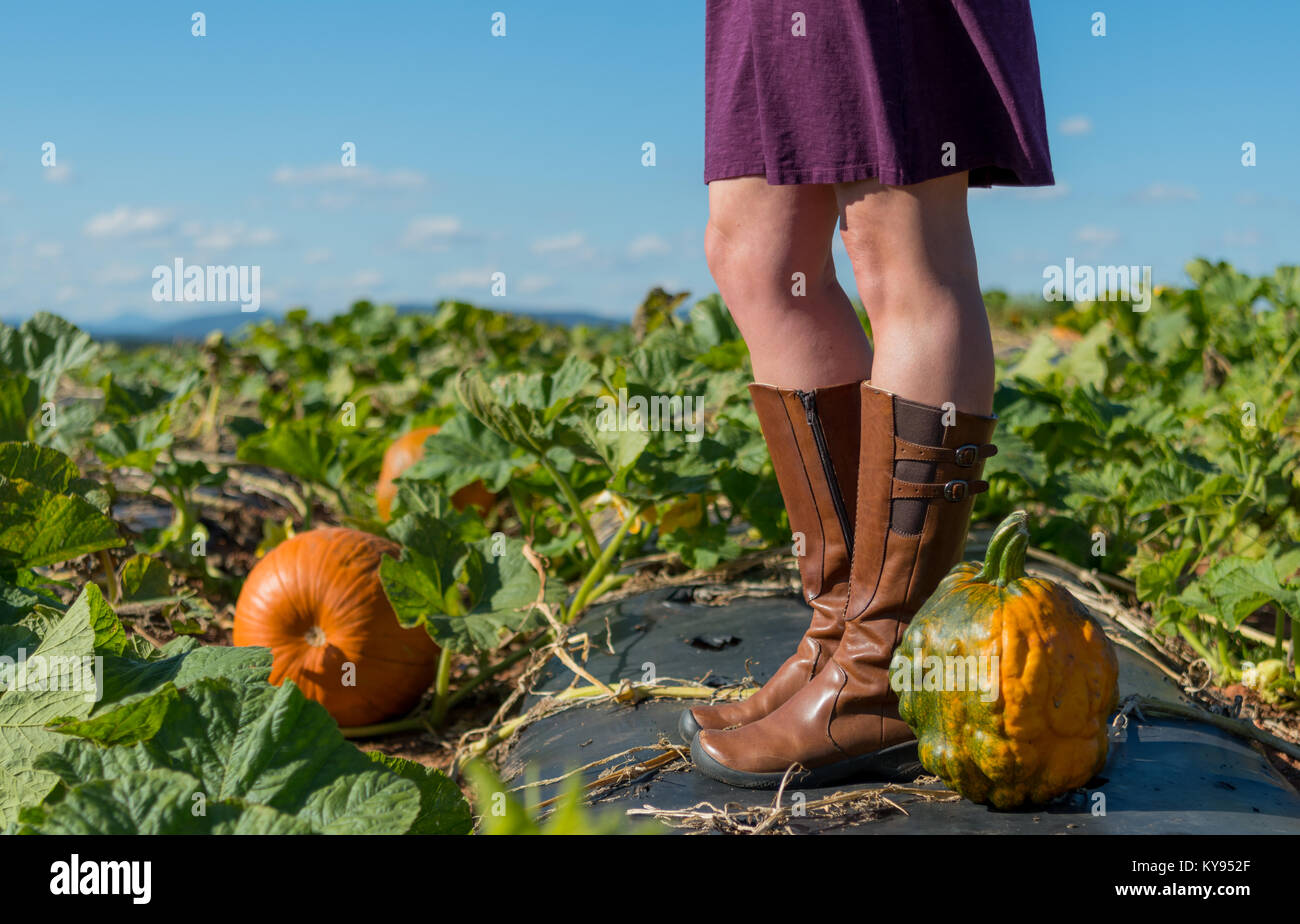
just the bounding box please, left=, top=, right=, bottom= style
left=99, top=369, right=201, bottom=422
left=0, top=442, right=76, bottom=490
left=0, top=313, right=98, bottom=402
left=456, top=355, right=597, bottom=454
left=380, top=518, right=552, bottom=653
left=1179, top=556, right=1299, bottom=629
left=0, top=441, right=111, bottom=512
left=16, top=769, right=315, bottom=835
left=398, top=412, right=520, bottom=494
left=577, top=411, right=650, bottom=480
left=93, top=643, right=272, bottom=714
left=236, top=416, right=340, bottom=487
left=382, top=510, right=467, bottom=615
left=0, top=584, right=277, bottom=825
left=51, top=685, right=180, bottom=746
left=93, top=410, right=174, bottom=470
left=0, top=475, right=123, bottom=569
left=0, top=372, right=38, bottom=442
left=38, top=678, right=463, bottom=834
left=0, top=571, right=49, bottom=624
left=117, top=554, right=173, bottom=602
left=366, top=751, right=473, bottom=835
left=0, top=585, right=101, bottom=825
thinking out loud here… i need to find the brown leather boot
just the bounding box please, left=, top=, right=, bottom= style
left=678, top=381, right=861, bottom=743
left=691, top=382, right=997, bottom=787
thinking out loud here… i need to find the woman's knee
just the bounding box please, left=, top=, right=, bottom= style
left=708, top=223, right=838, bottom=307
left=835, top=177, right=981, bottom=327
left=705, top=182, right=838, bottom=302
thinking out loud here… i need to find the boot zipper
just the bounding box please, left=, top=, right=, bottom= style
left=796, top=390, right=854, bottom=555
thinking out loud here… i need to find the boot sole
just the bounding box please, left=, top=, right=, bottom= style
left=690, top=736, right=923, bottom=790
left=677, top=708, right=703, bottom=744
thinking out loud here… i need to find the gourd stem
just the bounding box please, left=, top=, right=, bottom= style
left=96, top=550, right=121, bottom=604
left=1291, top=614, right=1297, bottom=681
left=538, top=452, right=601, bottom=562
left=340, top=715, right=427, bottom=738
left=429, top=647, right=455, bottom=726
left=974, top=511, right=1030, bottom=587
left=1214, top=624, right=1239, bottom=681
left=564, top=505, right=645, bottom=622
left=1177, top=622, right=1221, bottom=675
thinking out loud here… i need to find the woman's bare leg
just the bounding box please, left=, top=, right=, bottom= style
left=833, top=173, right=993, bottom=415
left=705, top=177, right=871, bottom=388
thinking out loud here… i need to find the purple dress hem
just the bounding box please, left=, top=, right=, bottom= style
left=705, top=0, right=1056, bottom=189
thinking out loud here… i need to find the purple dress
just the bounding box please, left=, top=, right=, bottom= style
left=705, top=0, right=1055, bottom=187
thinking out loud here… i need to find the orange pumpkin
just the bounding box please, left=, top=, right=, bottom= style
left=233, top=527, right=440, bottom=727
left=375, top=426, right=496, bottom=520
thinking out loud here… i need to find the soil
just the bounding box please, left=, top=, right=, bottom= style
left=1206, top=681, right=1300, bottom=793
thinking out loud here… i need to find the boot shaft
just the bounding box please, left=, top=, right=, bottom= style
left=847, top=384, right=998, bottom=622
left=689, top=384, right=999, bottom=782
left=749, top=382, right=860, bottom=603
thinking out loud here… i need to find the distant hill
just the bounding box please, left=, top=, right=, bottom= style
left=395, top=304, right=623, bottom=329
left=27, top=303, right=626, bottom=345
left=79, top=311, right=278, bottom=345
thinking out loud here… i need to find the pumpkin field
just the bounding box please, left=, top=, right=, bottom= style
left=1, top=258, right=1298, bottom=834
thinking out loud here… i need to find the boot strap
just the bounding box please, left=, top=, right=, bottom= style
left=892, top=478, right=989, bottom=502
left=894, top=437, right=997, bottom=467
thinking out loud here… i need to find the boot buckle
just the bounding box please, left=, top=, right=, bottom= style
left=953, top=444, right=979, bottom=467
left=943, top=480, right=969, bottom=501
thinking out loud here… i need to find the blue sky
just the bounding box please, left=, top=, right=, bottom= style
left=2, top=0, right=1297, bottom=326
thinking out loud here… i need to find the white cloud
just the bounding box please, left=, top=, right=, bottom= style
left=94, top=263, right=148, bottom=285
left=1074, top=225, right=1120, bottom=247
left=1015, top=182, right=1071, bottom=200
left=1132, top=183, right=1198, bottom=203
left=401, top=216, right=465, bottom=249
left=54, top=285, right=79, bottom=304
left=303, top=248, right=331, bottom=265
left=33, top=242, right=64, bottom=260
left=1223, top=229, right=1261, bottom=247
left=43, top=164, right=73, bottom=184
left=181, top=221, right=279, bottom=252
left=1059, top=115, right=1093, bottom=136
left=272, top=164, right=428, bottom=189
left=349, top=270, right=383, bottom=289
left=531, top=232, right=587, bottom=254
left=1234, top=191, right=1300, bottom=211
left=83, top=206, right=171, bottom=238
left=627, top=233, right=671, bottom=258
left=314, top=192, right=357, bottom=210
left=1007, top=246, right=1051, bottom=265
left=518, top=274, right=555, bottom=295
left=436, top=267, right=496, bottom=289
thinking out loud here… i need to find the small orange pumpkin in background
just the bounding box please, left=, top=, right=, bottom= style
left=375, top=426, right=496, bottom=520
left=233, top=527, right=440, bottom=727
